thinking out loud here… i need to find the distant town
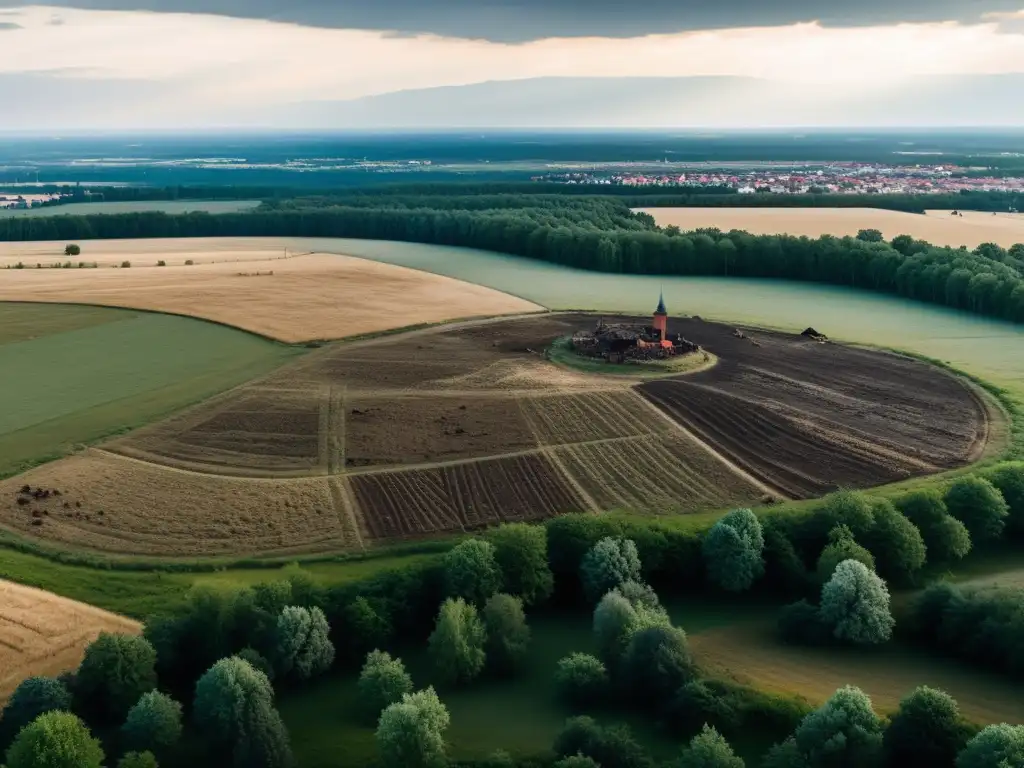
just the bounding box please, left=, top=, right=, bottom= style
left=535, top=163, right=1024, bottom=196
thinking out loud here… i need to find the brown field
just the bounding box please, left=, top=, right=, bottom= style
left=0, top=580, right=140, bottom=702
left=638, top=207, right=1024, bottom=248
left=691, top=619, right=1024, bottom=725
left=0, top=246, right=540, bottom=343
left=0, top=313, right=987, bottom=556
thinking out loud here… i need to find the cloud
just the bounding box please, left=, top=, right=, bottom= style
left=2, top=0, right=1024, bottom=41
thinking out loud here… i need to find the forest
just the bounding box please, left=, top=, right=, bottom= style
left=2, top=194, right=1022, bottom=323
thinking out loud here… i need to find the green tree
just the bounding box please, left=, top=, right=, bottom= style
left=580, top=537, right=642, bottom=602
left=428, top=598, right=486, bottom=685
left=956, top=723, right=1024, bottom=768
left=868, top=500, right=927, bottom=583
left=791, top=686, right=883, bottom=767
left=275, top=605, right=335, bottom=681
left=944, top=475, right=1008, bottom=543
left=819, top=560, right=894, bottom=645
left=0, top=677, right=71, bottom=747
left=193, top=656, right=292, bottom=768
left=593, top=589, right=639, bottom=664
left=702, top=508, right=765, bottom=592
left=553, top=716, right=652, bottom=768
left=486, top=522, right=554, bottom=606
left=357, top=650, right=414, bottom=723
left=555, top=653, right=609, bottom=706
left=884, top=686, right=966, bottom=768
left=818, top=490, right=876, bottom=540
left=5, top=712, right=104, bottom=768
left=984, top=463, right=1024, bottom=536
left=896, top=489, right=972, bottom=563
left=75, top=633, right=157, bottom=724
left=622, top=624, right=695, bottom=705
left=442, top=539, right=503, bottom=605
left=856, top=229, right=884, bottom=243
left=342, top=596, right=392, bottom=658
left=376, top=687, right=450, bottom=768
left=674, top=724, right=744, bottom=768
left=816, top=525, right=875, bottom=582
left=236, top=647, right=274, bottom=682
left=63, top=244, right=80, bottom=257
left=121, top=691, right=182, bottom=757
left=482, top=594, right=530, bottom=675
left=118, top=753, right=158, bottom=768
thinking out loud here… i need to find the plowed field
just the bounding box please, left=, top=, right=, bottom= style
left=0, top=313, right=988, bottom=557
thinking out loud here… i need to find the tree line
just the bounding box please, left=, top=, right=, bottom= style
left=3, top=196, right=1022, bottom=323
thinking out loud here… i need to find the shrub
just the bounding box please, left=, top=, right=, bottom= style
left=483, top=594, right=530, bottom=675
left=64, top=244, right=81, bottom=256
left=118, top=753, right=158, bottom=768
left=944, top=475, right=1008, bottom=543
left=121, top=690, right=183, bottom=757
left=616, top=580, right=663, bottom=612
left=778, top=599, right=830, bottom=645
left=674, top=724, right=744, bottom=768
left=555, top=756, right=600, bottom=768
left=486, top=523, right=554, bottom=606
left=666, top=680, right=740, bottom=734
left=5, top=712, right=104, bottom=768
left=341, top=595, right=392, bottom=659
left=376, top=687, right=449, bottom=768
left=817, top=490, right=875, bottom=540
left=896, top=489, right=972, bottom=563
left=121, top=260, right=131, bottom=268
left=193, top=656, right=292, bottom=768
left=702, top=508, right=765, bottom=592
left=593, top=590, right=639, bottom=664
left=0, top=677, right=72, bottom=747
left=790, top=685, right=883, bottom=767
left=428, top=598, right=487, bottom=685
left=553, top=716, right=653, bottom=768
left=580, top=537, right=642, bottom=602
left=762, top=525, right=812, bottom=594
left=545, top=514, right=621, bottom=585
left=820, top=560, right=894, bottom=645
left=75, top=633, right=157, bottom=724
left=275, top=605, right=335, bottom=681
left=443, top=539, right=503, bottom=605
left=884, top=686, right=967, bottom=768
left=867, top=499, right=927, bottom=583
left=956, top=723, right=1024, bottom=768
left=622, top=624, right=695, bottom=705
left=184, top=259, right=194, bottom=265
left=555, top=653, right=609, bottom=706
left=357, top=650, right=413, bottom=722
left=816, top=525, right=875, bottom=582
left=983, top=463, right=1024, bottom=536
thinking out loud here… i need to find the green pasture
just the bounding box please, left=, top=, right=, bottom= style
left=0, top=200, right=260, bottom=217
left=0, top=303, right=298, bottom=477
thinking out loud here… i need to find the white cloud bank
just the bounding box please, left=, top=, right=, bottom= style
left=2, top=4, right=1024, bottom=126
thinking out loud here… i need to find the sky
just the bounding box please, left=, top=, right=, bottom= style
left=1, top=1, right=1024, bottom=129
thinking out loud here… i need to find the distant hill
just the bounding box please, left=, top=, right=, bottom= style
left=282, top=75, right=1024, bottom=129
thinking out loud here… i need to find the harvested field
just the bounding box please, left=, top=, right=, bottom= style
left=0, top=580, right=140, bottom=702
left=1, top=312, right=988, bottom=556
left=0, top=247, right=541, bottom=343
left=691, top=619, right=1024, bottom=725
left=0, top=451, right=360, bottom=556
left=638, top=207, right=1024, bottom=249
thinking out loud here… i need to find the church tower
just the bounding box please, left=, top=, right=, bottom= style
left=652, top=290, right=668, bottom=342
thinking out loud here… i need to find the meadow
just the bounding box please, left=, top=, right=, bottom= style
left=637, top=207, right=1024, bottom=249
left=0, top=200, right=260, bottom=218
left=0, top=303, right=297, bottom=477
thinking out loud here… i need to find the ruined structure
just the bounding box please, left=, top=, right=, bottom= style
left=571, top=293, right=699, bottom=363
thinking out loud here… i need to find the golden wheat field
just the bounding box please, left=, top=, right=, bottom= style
left=0, top=247, right=541, bottom=343
left=638, top=207, right=1024, bottom=248
left=0, top=580, right=140, bottom=701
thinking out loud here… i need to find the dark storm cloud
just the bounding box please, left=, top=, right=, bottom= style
left=1, top=0, right=1022, bottom=40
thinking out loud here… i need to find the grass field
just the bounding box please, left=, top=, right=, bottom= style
left=0, top=303, right=297, bottom=477
left=0, top=580, right=141, bottom=702
left=636, top=208, right=1024, bottom=249
left=0, top=200, right=260, bottom=218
